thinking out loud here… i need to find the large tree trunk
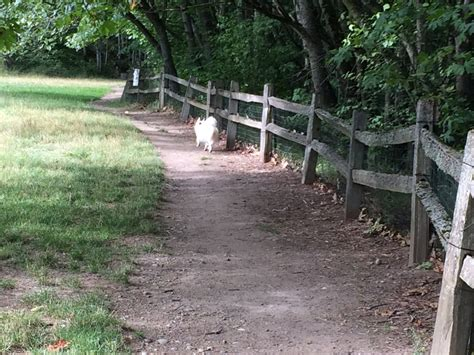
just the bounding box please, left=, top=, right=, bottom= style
left=125, top=6, right=178, bottom=91
left=139, top=5, right=178, bottom=78
left=295, top=0, right=337, bottom=108
left=181, top=1, right=199, bottom=64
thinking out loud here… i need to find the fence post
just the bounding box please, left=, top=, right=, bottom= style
left=344, top=111, right=368, bottom=220
left=159, top=72, right=166, bottom=109
left=180, top=76, right=196, bottom=121
left=226, top=80, right=239, bottom=150
left=259, top=83, right=274, bottom=162
left=121, top=71, right=132, bottom=101
left=431, top=130, right=474, bottom=354
left=206, top=81, right=212, bottom=118
left=210, top=80, right=224, bottom=131
left=302, top=94, right=318, bottom=184
left=409, top=99, right=436, bottom=265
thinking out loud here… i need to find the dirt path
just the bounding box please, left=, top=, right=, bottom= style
left=95, top=91, right=440, bottom=354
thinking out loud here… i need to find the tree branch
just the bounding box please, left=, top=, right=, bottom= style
left=124, top=12, right=162, bottom=54
left=242, top=0, right=310, bottom=40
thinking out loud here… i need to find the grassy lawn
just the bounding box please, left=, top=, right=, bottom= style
left=0, top=75, right=164, bottom=352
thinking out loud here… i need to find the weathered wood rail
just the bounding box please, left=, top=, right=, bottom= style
left=431, top=130, right=473, bottom=355
left=123, top=70, right=471, bottom=353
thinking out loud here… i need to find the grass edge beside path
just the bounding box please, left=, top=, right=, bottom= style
left=0, top=75, right=164, bottom=353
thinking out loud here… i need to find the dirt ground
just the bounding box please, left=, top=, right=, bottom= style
left=92, top=89, right=441, bottom=354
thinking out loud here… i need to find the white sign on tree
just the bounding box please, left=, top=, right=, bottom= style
left=132, top=69, right=140, bottom=87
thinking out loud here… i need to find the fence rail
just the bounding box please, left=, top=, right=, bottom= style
left=355, top=126, right=415, bottom=146
left=420, top=128, right=462, bottom=181
left=123, top=70, right=472, bottom=355
left=122, top=72, right=465, bottom=263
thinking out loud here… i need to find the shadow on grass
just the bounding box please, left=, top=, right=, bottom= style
left=0, top=152, right=163, bottom=275
left=1, top=88, right=109, bottom=111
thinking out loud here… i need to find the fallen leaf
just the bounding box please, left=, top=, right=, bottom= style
left=403, top=286, right=429, bottom=297
left=432, top=259, right=444, bottom=273
left=375, top=308, right=395, bottom=317
left=47, top=339, right=70, bottom=352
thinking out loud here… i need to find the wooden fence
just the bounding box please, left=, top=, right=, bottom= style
left=431, top=131, right=473, bottom=354
left=123, top=72, right=465, bottom=262
left=123, top=71, right=473, bottom=353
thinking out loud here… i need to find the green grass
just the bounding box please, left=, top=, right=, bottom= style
left=61, top=276, right=83, bottom=289
left=0, top=279, right=16, bottom=290
left=0, top=290, right=123, bottom=353
left=0, top=74, right=164, bottom=352
left=0, top=75, right=164, bottom=273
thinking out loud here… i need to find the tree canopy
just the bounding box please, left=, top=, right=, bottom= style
left=1, top=0, right=473, bottom=146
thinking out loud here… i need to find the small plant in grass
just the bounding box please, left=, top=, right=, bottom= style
left=61, top=276, right=83, bottom=289
left=0, top=279, right=16, bottom=290
left=142, top=244, right=155, bottom=253
left=109, top=263, right=134, bottom=284
left=133, top=330, right=145, bottom=339
left=409, top=328, right=428, bottom=355
left=26, top=265, right=56, bottom=286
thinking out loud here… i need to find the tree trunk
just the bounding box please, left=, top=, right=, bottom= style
left=181, top=1, right=199, bottom=64
left=415, top=0, right=425, bottom=54
left=139, top=6, right=178, bottom=78
left=125, top=6, right=178, bottom=80
left=295, top=0, right=337, bottom=108
left=95, top=43, right=102, bottom=72
left=104, top=39, right=108, bottom=66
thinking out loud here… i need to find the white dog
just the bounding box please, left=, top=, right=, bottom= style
left=194, top=116, right=219, bottom=152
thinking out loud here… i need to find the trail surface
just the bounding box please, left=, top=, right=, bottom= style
left=95, top=90, right=440, bottom=354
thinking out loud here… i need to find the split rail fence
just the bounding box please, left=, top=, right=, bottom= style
left=122, top=72, right=473, bottom=353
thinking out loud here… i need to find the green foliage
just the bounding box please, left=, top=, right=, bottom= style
left=0, top=0, right=21, bottom=51
left=329, top=1, right=474, bottom=145
left=161, top=12, right=302, bottom=96
left=2, top=0, right=135, bottom=77
left=416, top=261, right=433, bottom=270
left=213, top=14, right=300, bottom=95
left=1, top=0, right=472, bottom=146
